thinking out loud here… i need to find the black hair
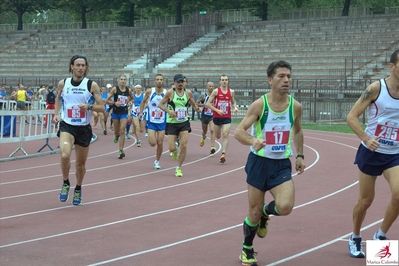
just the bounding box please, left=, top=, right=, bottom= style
left=390, top=49, right=399, bottom=65
left=267, top=61, right=292, bottom=78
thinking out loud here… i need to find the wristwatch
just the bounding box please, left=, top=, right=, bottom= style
left=296, top=154, right=304, bottom=159
left=88, top=104, right=93, bottom=110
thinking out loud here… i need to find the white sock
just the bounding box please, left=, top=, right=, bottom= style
left=376, top=228, right=386, bottom=238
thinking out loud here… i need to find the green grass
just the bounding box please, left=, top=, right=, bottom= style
left=301, top=123, right=356, bottom=134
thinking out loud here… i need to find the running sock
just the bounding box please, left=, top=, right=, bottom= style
left=352, top=233, right=361, bottom=239
left=376, top=228, right=386, bottom=238
left=242, top=216, right=258, bottom=248
left=264, top=201, right=281, bottom=216
left=63, top=179, right=70, bottom=186
left=75, top=185, right=81, bottom=191
left=126, top=123, right=131, bottom=133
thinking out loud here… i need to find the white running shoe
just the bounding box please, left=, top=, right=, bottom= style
left=348, top=234, right=365, bottom=258
left=372, top=231, right=388, bottom=240
left=154, top=160, right=161, bottom=169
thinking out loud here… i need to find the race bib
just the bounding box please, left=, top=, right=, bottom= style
left=264, top=123, right=290, bottom=152
left=118, top=95, right=128, bottom=106
left=175, top=107, right=187, bottom=121
left=151, top=109, right=164, bottom=119
left=204, top=107, right=213, bottom=116
left=217, top=101, right=229, bottom=114
left=67, top=106, right=86, bottom=119
left=374, top=119, right=399, bottom=145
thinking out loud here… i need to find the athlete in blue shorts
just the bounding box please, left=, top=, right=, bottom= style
left=346, top=49, right=399, bottom=258
left=234, top=61, right=305, bottom=266
left=139, top=74, right=167, bottom=169
left=105, top=75, right=133, bottom=159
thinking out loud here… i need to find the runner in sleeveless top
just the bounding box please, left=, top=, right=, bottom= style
left=139, top=74, right=167, bottom=169
left=129, top=84, right=145, bottom=147
left=198, top=81, right=216, bottom=154
left=234, top=61, right=305, bottom=265
left=54, top=55, right=104, bottom=206
left=205, top=75, right=239, bottom=163
left=157, top=74, right=201, bottom=177
left=105, top=75, right=133, bottom=159
left=346, top=49, right=399, bottom=258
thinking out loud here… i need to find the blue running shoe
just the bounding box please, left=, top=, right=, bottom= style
left=59, top=183, right=70, bottom=202
left=72, top=189, right=82, bottom=206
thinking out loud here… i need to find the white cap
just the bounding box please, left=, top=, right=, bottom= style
left=106, top=84, right=112, bottom=89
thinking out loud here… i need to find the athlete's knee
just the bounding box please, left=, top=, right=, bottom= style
left=248, top=205, right=263, bottom=223
left=275, top=201, right=294, bottom=216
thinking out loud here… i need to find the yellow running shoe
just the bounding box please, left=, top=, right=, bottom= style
left=171, top=150, right=178, bottom=160
left=257, top=215, right=269, bottom=238
left=175, top=167, right=183, bottom=177
left=239, top=248, right=258, bottom=266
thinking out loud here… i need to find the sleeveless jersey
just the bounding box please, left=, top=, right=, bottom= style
left=201, top=92, right=213, bottom=118
left=17, top=90, right=27, bottom=102
left=60, top=77, right=94, bottom=126
left=148, top=88, right=167, bottom=124
left=167, top=88, right=189, bottom=123
left=112, top=86, right=130, bottom=115
left=132, top=93, right=144, bottom=115
left=363, top=79, right=399, bottom=154
left=250, top=95, right=295, bottom=159
left=27, top=90, right=33, bottom=102
left=212, top=87, right=232, bottom=118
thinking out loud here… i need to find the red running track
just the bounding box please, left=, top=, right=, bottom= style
left=0, top=122, right=397, bottom=266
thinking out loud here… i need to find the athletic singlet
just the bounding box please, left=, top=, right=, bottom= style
left=60, top=77, right=94, bottom=126
left=26, top=90, right=33, bottom=102
left=363, top=79, right=399, bottom=154
left=17, top=90, right=27, bottom=102
left=201, top=92, right=213, bottom=117
left=148, top=88, right=167, bottom=124
left=212, top=87, right=232, bottom=119
left=112, top=86, right=130, bottom=115
left=167, top=88, right=189, bottom=123
left=132, top=93, right=144, bottom=115
left=250, top=95, right=295, bottom=159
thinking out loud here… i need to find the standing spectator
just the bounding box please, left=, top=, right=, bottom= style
left=139, top=74, right=167, bottom=169
left=0, top=85, right=7, bottom=100
left=234, top=60, right=305, bottom=265
left=16, top=85, right=29, bottom=123
left=205, top=75, right=239, bottom=163
left=43, top=85, right=57, bottom=127
left=346, top=49, right=399, bottom=258
left=157, top=74, right=201, bottom=177
left=53, top=54, right=104, bottom=206
left=198, top=81, right=216, bottom=154
left=0, top=85, right=7, bottom=110
left=191, top=87, right=201, bottom=120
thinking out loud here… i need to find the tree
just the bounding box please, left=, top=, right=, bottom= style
left=0, top=0, right=51, bottom=30
left=342, top=0, right=351, bottom=16
left=54, top=0, right=118, bottom=29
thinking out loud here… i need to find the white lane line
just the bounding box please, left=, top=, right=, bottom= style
left=87, top=181, right=360, bottom=266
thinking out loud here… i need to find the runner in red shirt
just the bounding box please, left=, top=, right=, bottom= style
left=205, top=75, right=239, bottom=163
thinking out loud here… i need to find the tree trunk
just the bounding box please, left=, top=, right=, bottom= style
left=175, top=1, right=183, bottom=25
left=129, top=3, right=135, bottom=27
left=17, top=13, right=24, bottom=30
left=81, top=5, right=87, bottom=29
left=342, top=0, right=351, bottom=16
left=260, top=1, right=268, bottom=21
